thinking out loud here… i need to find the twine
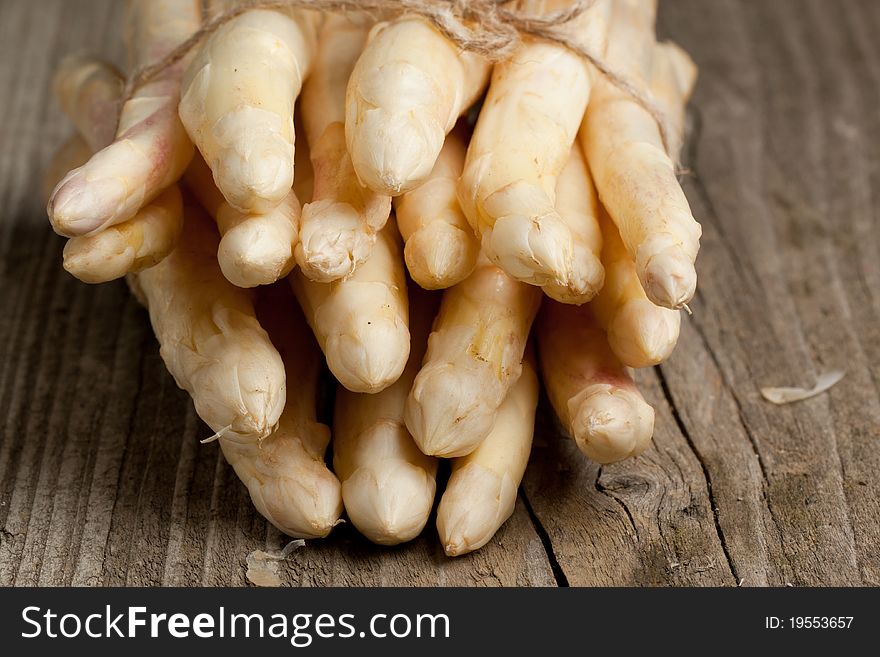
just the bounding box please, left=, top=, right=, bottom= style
left=122, top=0, right=675, bottom=155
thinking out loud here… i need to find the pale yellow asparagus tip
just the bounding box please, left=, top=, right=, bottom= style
left=538, top=300, right=654, bottom=464
left=179, top=9, right=318, bottom=212
left=215, top=191, right=300, bottom=288
left=404, top=221, right=478, bottom=290
left=291, top=221, right=410, bottom=393
left=437, top=359, right=538, bottom=556
left=346, top=18, right=490, bottom=195
left=296, top=198, right=376, bottom=282
left=607, top=297, right=679, bottom=366
left=223, top=426, right=342, bottom=539
left=340, top=426, right=436, bottom=545
left=63, top=185, right=184, bottom=283
left=394, top=127, right=478, bottom=289
left=638, top=240, right=698, bottom=310
left=482, top=199, right=574, bottom=287
left=569, top=385, right=654, bottom=464
left=326, top=313, right=410, bottom=394
left=406, top=363, right=493, bottom=458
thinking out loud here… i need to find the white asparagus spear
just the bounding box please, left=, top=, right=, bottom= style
left=63, top=187, right=184, bottom=284
left=580, top=0, right=700, bottom=309
left=345, top=17, right=491, bottom=195
left=537, top=300, right=654, bottom=464
left=393, top=126, right=479, bottom=290
left=333, top=289, right=439, bottom=545
left=458, top=0, right=611, bottom=288
left=298, top=13, right=391, bottom=282
left=134, top=201, right=286, bottom=442
left=591, top=208, right=679, bottom=367
left=52, top=54, right=123, bottom=152
left=179, top=8, right=318, bottom=213
left=185, top=154, right=300, bottom=288
left=291, top=219, right=410, bottom=394
left=405, top=257, right=541, bottom=457
left=218, top=284, right=342, bottom=539
left=48, top=0, right=199, bottom=236
left=48, top=57, right=183, bottom=283
left=437, top=353, right=538, bottom=557
left=542, top=141, right=604, bottom=304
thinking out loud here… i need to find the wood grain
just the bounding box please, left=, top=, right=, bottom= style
left=1, top=0, right=878, bottom=586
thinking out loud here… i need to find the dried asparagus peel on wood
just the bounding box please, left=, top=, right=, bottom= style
left=458, top=0, right=611, bottom=291
left=184, top=154, right=300, bottom=288
left=332, top=288, right=439, bottom=545
left=580, top=0, right=700, bottom=310
left=538, top=300, right=654, bottom=464
left=298, top=13, right=392, bottom=283
left=405, top=256, right=541, bottom=458
left=291, top=218, right=410, bottom=394
left=48, top=0, right=199, bottom=237
left=133, top=200, right=286, bottom=442
left=179, top=7, right=318, bottom=213
left=345, top=16, right=491, bottom=195
left=393, top=125, right=480, bottom=290
left=218, top=283, right=342, bottom=539
left=437, top=351, right=538, bottom=557
left=47, top=56, right=183, bottom=284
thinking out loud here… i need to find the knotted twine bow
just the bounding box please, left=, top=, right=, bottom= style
left=122, top=0, right=675, bottom=157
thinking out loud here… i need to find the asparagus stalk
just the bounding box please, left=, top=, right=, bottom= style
left=48, top=0, right=199, bottom=236
left=332, top=289, right=439, bottom=545
left=52, top=54, right=123, bottom=152
left=537, top=300, right=654, bottom=464
left=47, top=56, right=183, bottom=283
left=218, top=283, right=342, bottom=539
left=179, top=8, right=318, bottom=212
left=393, top=126, right=479, bottom=290
left=345, top=17, right=490, bottom=195
left=458, top=0, right=611, bottom=289
left=184, top=154, right=299, bottom=288
left=134, top=201, right=286, bottom=442
left=542, top=141, right=605, bottom=304
left=580, top=0, right=700, bottom=309
left=298, top=13, right=392, bottom=282
left=291, top=219, right=410, bottom=394
left=437, top=353, right=538, bottom=556
left=405, top=257, right=541, bottom=457
left=591, top=208, right=680, bottom=367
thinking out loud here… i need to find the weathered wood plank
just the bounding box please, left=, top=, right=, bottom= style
left=521, top=0, right=880, bottom=587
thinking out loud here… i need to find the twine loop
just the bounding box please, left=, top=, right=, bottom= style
left=123, top=0, right=675, bottom=155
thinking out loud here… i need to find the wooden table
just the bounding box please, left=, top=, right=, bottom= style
left=1, top=0, right=878, bottom=587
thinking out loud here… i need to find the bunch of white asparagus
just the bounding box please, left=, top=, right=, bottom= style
left=45, top=0, right=699, bottom=556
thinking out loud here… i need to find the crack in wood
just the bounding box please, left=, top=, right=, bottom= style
left=593, top=467, right=638, bottom=537
left=518, top=489, right=568, bottom=587
left=655, top=365, right=738, bottom=585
